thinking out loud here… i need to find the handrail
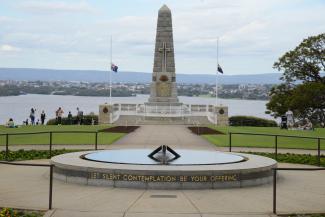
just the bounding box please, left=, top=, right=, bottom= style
left=0, top=161, right=53, bottom=210
left=229, top=132, right=325, bottom=140
left=0, top=130, right=99, bottom=136
left=228, top=131, right=324, bottom=166
left=0, top=161, right=50, bottom=167
left=272, top=167, right=325, bottom=214
left=1, top=130, right=101, bottom=160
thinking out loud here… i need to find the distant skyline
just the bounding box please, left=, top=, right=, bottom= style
left=0, top=0, right=324, bottom=75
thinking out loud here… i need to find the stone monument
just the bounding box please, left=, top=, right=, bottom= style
left=98, top=5, right=229, bottom=126
left=98, top=103, right=113, bottom=124
left=148, top=4, right=179, bottom=104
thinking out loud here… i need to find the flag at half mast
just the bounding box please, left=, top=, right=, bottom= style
left=111, top=63, right=118, bottom=73
left=217, top=64, right=223, bottom=74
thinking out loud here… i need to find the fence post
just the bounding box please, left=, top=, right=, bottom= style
left=95, top=132, right=98, bottom=150
left=275, top=135, right=278, bottom=161
left=317, top=138, right=321, bottom=167
left=273, top=169, right=277, bottom=214
left=5, top=134, right=9, bottom=161
left=49, top=132, right=53, bottom=158
left=229, top=132, right=232, bottom=152
left=49, top=164, right=53, bottom=210
left=197, top=123, right=200, bottom=135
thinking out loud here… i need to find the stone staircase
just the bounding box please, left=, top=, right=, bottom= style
left=113, top=115, right=212, bottom=125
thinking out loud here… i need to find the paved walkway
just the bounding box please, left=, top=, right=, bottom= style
left=0, top=160, right=324, bottom=217
left=109, top=125, right=215, bottom=150
left=0, top=125, right=325, bottom=216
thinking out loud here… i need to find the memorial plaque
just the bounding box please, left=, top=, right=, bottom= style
left=88, top=172, right=239, bottom=183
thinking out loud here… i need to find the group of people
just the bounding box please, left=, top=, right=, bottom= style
left=25, top=108, right=47, bottom=125
left=281, top=110, right=313, bottom=130
left=6, top=108, right=46, bottom=128
left=5, top=107, right=84, bottom=127
left=55, top=107, right=84, bottom=125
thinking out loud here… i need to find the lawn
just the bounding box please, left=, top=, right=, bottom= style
left=203, top=126, right=325, bottom=150
left=0, top=125, right=125, bottom=145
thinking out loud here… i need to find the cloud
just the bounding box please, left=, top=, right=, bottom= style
left=19, top=1, right=97, bottom=14
left=1, top=0, right=324, bottom=74
left=0, top=44, right=21, bottom=52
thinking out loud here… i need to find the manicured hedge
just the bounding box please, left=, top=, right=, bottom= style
left=47, top=115, right=98, bottom=125
left=243, top=152, right=325, bottom=167
left=229, top=116, right=278, bottom=127
left=0, top=149, right=85, bottom=161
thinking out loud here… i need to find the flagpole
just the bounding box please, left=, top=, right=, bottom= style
left=215, top=37, right=219, bottom=107
left=109, top=35, right=112, bottom=105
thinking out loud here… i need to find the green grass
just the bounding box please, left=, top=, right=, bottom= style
left=242, top=152, right=325, bottom=167
left=203, top=126, right=325, bottom=150
left=0, top=125, right=125, bottom=145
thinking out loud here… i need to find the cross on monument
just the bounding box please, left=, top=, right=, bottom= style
left=158, top=42, right=171, bottom=72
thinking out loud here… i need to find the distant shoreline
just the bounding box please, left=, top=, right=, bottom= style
left=0, top=93, right=268, bottom=102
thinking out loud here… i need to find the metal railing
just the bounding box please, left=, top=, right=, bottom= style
left=0, top=130, right=100, bottom=161
left=272, top=167, right=325, bottom=214
left=229, top=132, right=325, bottom=166
left=0, top=161, right=54, bottom=209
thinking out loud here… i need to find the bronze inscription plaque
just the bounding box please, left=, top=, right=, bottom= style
left=89, top=172, right=239, bottom=182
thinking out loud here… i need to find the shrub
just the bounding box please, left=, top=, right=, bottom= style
left=47, top=115, right=98, bottom=125
left=0, top=208, right=44, bottom=217
left=0, top=149, right=85, bottom=161
left=0, top=208, right=16, bottom=217
left=243, top=152, right=325, bottom=167
left=229, top=116, right=278, bottom=127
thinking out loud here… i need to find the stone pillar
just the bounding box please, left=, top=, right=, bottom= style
left=214, top=106, right=229, bottom=126
left=98, top=104, right=113, bottom=124
left=148, top=4, right=178, bottom=103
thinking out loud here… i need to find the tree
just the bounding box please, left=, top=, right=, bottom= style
left=289, top=82, right=325, bottom=126
left=267, top=33, right=325, bottom=126
left=266, top=84, right=292, bottom=118
left=273, top=33, right=325, bottom=84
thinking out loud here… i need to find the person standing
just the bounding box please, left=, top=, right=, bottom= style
left=286, top=110, right=294, bottom=129
left=57, top=107, right=64, bottom=125
left=76, top=107, right=83, bottom=125
left=67, top=111, right=73, bottom=125
left=30, top=108, right=36, bottom=125
left=55, top=108, right=59, bottom=124
left=40, top=110, right=46, bottom=125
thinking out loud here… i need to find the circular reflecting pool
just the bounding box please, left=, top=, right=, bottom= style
left=82, top=149, right=246, bottom=165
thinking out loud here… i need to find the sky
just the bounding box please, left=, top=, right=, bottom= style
left=0, top=0, right=324, bottom=75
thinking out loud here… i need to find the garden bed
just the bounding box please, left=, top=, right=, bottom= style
left=99, top=126, right=140, bottom=133
left=0, top=207, right=44, bottom=217
left=188, top=126, right=225, bottom=135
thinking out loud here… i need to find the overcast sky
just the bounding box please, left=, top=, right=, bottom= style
left=0, top=0, right=324, bottom=75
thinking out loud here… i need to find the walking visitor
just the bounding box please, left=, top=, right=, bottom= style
left=76, top=107, right=83, bottom=125
left=56, top=107, right=64, bottom=125
left=30, top=108, right=36, bottom=125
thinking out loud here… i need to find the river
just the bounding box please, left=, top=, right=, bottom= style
left=0, top=94, right=274, bottom=124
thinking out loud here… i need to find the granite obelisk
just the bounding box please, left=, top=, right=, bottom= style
left=148, top=4, right=178, bottom=103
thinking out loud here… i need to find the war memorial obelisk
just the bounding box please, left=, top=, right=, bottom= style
left=148, top=4, right=179, bottom=104
left=99, top=5, right=228, bottom=125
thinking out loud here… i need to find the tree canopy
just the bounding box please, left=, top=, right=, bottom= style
left=273, top=33, right=325, bottom=84
left=266, top=33, right=325, bottom=127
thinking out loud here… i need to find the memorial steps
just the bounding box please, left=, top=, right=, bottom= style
left=114, top=114, right=211, bottom=125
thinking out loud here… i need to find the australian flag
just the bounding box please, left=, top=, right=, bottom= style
left=217, top=64, right=223, bottom=74
left=111, top=63, right=118, bottom=73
